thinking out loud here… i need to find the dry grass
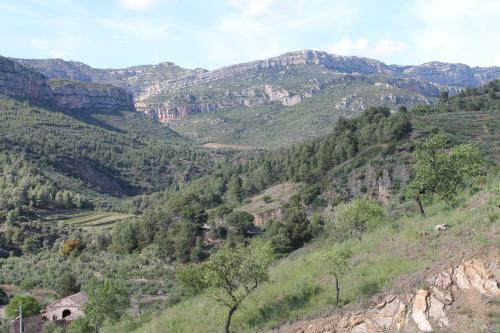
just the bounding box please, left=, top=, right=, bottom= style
left=237, top=182, right=303, bottom=215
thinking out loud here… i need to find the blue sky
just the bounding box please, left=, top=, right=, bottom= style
left=0, top=0, right=499, bottom=69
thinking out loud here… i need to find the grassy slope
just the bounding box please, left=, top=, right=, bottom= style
left=104, top=173, right=500, bottom=333
left=413, top=109, right=500, bottom=163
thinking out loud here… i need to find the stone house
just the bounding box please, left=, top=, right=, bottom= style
left=10, top=292, right=87, bottom=333
left=42, top=291, right=87, bottom=322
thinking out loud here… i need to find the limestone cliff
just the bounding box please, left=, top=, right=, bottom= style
left=0, top=56, right=52, bottom=101
left=0, top=56, right=133, bottom=112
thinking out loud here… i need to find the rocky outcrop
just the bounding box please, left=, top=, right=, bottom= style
left=0, top=56, right=52, bottom=101
left=253, top=208, right=283, bottom=227
left=0, top=56, right=134, bottom=112
left=14, top=57, right=204, bottom=97
left=137, top=84, right=309, bottom=121
left=268, top=258, right=500, bottom=333
left=346, top=161, right=411, bottom=203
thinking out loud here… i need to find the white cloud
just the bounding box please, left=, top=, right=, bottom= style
left=102, top=18, right=171, bottom=41
left=411, top=0, right=500, bottom=66
left=197, top=0, right=358, bottom=67
left=227, top=0, right=278, bottom=16
left=118, top=0, right=159, bottom=11
left=371, top=39, right=407, bottom=57
left=329, top=37, right=407, bottom=58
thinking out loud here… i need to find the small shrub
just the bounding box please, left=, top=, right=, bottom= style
left=59, top=239, right=84, bottom=257
left=262, top=195, right=273, bottom=203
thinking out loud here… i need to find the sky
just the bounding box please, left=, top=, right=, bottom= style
left=0, top=0, right=499, bottom=70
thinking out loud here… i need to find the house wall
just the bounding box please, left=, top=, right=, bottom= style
left=44, top=305, right=83, bottom=321
left=10, top=314, right=43, bottom=333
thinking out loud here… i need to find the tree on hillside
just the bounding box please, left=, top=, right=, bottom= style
left=405, top=134, right=483, bottom=216
left=224, top=210, right=255, bottom=239
left=56, top=273, right=81, bottom=297
left=177, top=239, right=274, bottom=333
left=227, top=176, right=244, bottom=203
left=265, top=208, right=312, bottom=253
left=323, top=250, right=350, bottom=306
left=78, top=279, right=130, bottom=333
left=5, top=295, right=41, bottom=318
left=334, top=199, right=386, bottom=241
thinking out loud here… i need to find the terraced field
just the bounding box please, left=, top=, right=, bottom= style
left=43, top=210, right=134, bottom=230
left=413, top=109, right=500, bottom=163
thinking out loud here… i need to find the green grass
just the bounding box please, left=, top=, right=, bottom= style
left=104, top=173, right=500, bottom=333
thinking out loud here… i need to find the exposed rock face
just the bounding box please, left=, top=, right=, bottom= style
left=0, top=56, right=134, bottom=112
left=50, top=80, right=133, bottom=111
left=411, top=289, right=433, bottom=331
left=453, top=259, right=500, bottom=295
left=136, top=84, right=307, bottom=121
left=0, top=56, right=52, bottom=101
left=267, top=258, right=500, bottom=333
left=12, top=50, right=500, bottom=121
left=345, top=160, right=411, bottom=203
left=253, top=208, right=283, bottom=227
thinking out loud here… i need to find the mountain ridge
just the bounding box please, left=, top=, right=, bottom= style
left=12, top=50, right=500, bottom=122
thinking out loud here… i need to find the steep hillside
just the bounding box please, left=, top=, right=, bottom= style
left=104, top=172, right=500, bottom=333
left=0, top=96, right=220, bottom=199
left=170, top=78, right=427, bottom=147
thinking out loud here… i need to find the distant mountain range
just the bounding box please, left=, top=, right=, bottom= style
left=2, top=50, right=500, bottom=146
left=10, top=50, right=500, bottom=121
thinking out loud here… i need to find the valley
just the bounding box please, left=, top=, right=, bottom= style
left=0, top=48, right=499, bottom=333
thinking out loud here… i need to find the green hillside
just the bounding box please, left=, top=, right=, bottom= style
left=104, top=173, right=499, bottom=333
left=171, top=76, right=429, bottom=148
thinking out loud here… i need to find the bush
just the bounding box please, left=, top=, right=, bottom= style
left=5, top=295, right=42, bottom=318
left=224, top=211, right=255, bottom=238
left=262, top=195, right=273, bottom=203
left=59, top=239, right=84, bottom=257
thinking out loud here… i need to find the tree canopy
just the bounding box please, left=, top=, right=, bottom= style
left=80, top=279, right=130, bottom=333
left=5, top=295, right=41, bottom=318
left=177, top=239, right=274, bottom=333
left=405, top=133, right=483, bottom=215
left=334, top=198, right=386, bottom=241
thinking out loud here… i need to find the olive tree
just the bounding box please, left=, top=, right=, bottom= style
left=177, top=239, right=274, bottom=333
left=405, top=134, right=483, bottom=216
left=77, top=279, right=130, bottom=333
